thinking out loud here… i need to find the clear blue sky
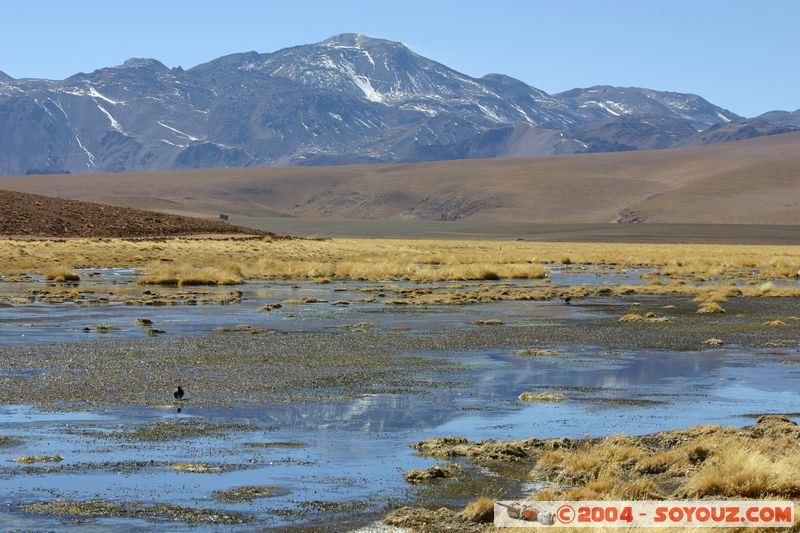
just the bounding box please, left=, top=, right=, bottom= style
left=1, top=0, right=797, bottom=117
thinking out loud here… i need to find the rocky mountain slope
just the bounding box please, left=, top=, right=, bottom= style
left=0, top=33, right=795, bottom=176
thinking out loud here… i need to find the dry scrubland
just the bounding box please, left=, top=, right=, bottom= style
left=3, top=237, right=800, bottom=284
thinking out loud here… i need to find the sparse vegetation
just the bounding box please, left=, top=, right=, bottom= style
left=513, top=348, right=561, bottom=356
left=212, top=324, right=268, bottom=334
left=20, top=499, right=253, bottom=525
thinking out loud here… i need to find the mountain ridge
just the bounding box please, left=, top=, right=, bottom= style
left=0, top=33, right=796, bottom=176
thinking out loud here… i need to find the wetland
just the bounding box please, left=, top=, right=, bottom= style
left=0, top=238, right=799, bottom=531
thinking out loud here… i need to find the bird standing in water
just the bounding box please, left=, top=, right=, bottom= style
left=174, top=385, right=184, bottom=401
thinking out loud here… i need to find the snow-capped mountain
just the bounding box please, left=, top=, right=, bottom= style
left=0, top=33, right=792, bottom=176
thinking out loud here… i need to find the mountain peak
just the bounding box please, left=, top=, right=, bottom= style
left=320, top=33, right=402, bottom=49
left=117, top=58, right=168, bottom=71
left=0, top=70, right=13, bottom=82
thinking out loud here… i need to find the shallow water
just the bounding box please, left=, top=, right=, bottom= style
left=1, top=345, right=799, bottom=531
left=0, top=268, right=605, bottom=346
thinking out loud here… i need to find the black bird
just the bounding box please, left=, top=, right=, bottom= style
left=174, top=385, right=184, bottom=401
left=561, top=296, right=572, bottom=305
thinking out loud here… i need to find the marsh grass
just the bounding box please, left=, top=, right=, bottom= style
left=531, top=416, right=800, bottom=501
left=518, top=392, right=566, bottom=403
left=461, top=495, right=496, bottom=523
left=13, top=455, right=62, bottom=464
left=6, top=238, right=800, bottom=289
left=20, top=499, right=253, bottom=525
left=212, top=325, right=268, bottom=334
left=43, top=265, right=80, bottom=282
left=213, top=485, right=281, bottom=503
left=702, top=338, right=725, bottom=347
left=168, top=462, right=221, bottom=473
left=618, top=313, right=670, bottom=324
left=139, top=262, right=243, bottom=287
left=514, top=348, right=561, bottom=356
left=404, top=463, right=462, bottom=483
left=697, top=302, right=726, bottom=314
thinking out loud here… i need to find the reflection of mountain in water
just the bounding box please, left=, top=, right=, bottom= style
left=261, top=393, right=466, bottom=433
left=257, top=349, right=790, bottom=434
left=473, top=349, right=725, bottom=394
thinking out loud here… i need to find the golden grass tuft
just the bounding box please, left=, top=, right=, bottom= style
left=697, top=302, right=726, bottom=314
left=549, top=475, right=664, bottom=501
left=535, top=437, right=646, bottom=485
left=43, top=265, right=80, bottom=282
left=763, top=320, right=788, bottom=328
left=461, top=495, right=496, bottom=523
left=138, top=262, right=242, bottom=287
left=679, top=444, right=800, bottom=498
left=618, top=313, right=644, bottom=322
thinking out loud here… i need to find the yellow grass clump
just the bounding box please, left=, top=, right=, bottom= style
left=618, top=313, right=644, bottom=322
left=43, top=265, right=80, bottom=282
left=697, top=302, right=726, bottom=314
left=461, top=495, right=496, bottom=523
left=763, top=320, right=788, bottom=328
left=138, top=262, right=243, bottom=287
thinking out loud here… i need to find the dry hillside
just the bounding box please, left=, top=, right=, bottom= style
left=1, top=132, right=799, bottom=225
left=0, top=190, right=264, bottom=238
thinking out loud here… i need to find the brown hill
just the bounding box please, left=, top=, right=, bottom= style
left=0, top=190, right=264, bottom=238
left=1, top=132, right=799, bottom=226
